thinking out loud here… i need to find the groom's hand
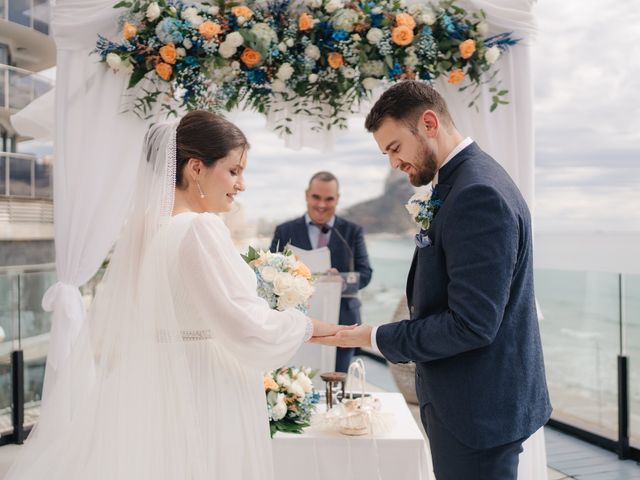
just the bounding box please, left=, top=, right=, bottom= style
left=309, top=324, right=372, bottom=348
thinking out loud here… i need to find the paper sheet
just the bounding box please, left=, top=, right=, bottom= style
left=289, top=245, right=331, bottom=273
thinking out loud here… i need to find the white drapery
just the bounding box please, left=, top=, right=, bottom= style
left=41, top=0, right=147, bottom=395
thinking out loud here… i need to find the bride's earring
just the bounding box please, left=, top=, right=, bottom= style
left=195, top=180, right=206, bottom=198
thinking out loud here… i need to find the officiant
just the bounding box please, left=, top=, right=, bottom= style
left=270, top=171, right=373, bottom=372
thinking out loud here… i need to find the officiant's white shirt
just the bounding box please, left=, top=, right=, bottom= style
left=370, top=137, right=473, bottom=355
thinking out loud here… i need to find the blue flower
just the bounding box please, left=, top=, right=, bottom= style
left=246, top=69, right=267, bottom=84
left=421, top=26, right=433, bottom=36
left=332, top=29, right=349, bottom=41
left=370, top=13, right=383, bottom=27
left=388, top=63, right=402, bottom=78
left=155, top=18, right=184, bottom=44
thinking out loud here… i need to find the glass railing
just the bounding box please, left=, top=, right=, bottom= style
left=0, top=64, right=54, bottom=111
left=0, top=264, right=105, bottom=443
left=0, top=153, right=53, bottom=199
left=1, top=0, right=51, bottom=34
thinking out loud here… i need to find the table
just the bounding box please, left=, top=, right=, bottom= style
left=272, top=392, right=432, bottom=480
left=272, top=392, right=548, bottom=480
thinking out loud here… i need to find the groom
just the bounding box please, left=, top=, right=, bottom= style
left=312, top=81, right=551, bottom=479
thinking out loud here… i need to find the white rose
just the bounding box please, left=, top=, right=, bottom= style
left=231, top=60, right=240, bottom=70
left=408, top=4, right=422, bottom=15
left=218, top=41, right=237, bottom=58
left=366, top=28, right=383, bottom=45
left=485, top=45, right=501, bottom=65
left=371, top=6, right=382, bottom=14
left=278, top=42, right=287, bottom=52
left=106, top=53, right=122, bottom=71
left=286, top=38, right=294, bottom=47
left=208, top=5, right=219, bottom=16
left=237, top=15, right=246, bottom=26
left=276, top=374, right=291, bottom=388
left=297, top=374, right=313, bottom=393
left=405, top=201, right=421, bottom=217
left=287, top=381, right=306, bottom=398
left=292, top=276, right=313, bottom=299
left=251, top=23, right=278, bottom=46
left=421, top=11, right=436, bottom=26
left=272, top=394, right=287, bottom=420
left=351, top=33, right=361, bottom=42
left=342, top=67, right=356, bottom=79
left=362, top=77, right=381, bottom=91
left=146, top=2, right=161, bottom=22
left=183, top=38, right=193, bottom=50
left=260, top=266, right=278, bottom=282
left=176, top=47, right=186, bottom=58
left=405, top=52, right=419, bottom=67
left=324, top=0, right=344, bottom=14
left=305, top=0, right=322, bottom=7
left=304, top=44, right=321, bottom=60
left=182, top=7, right=203, bottom=26
left=476, top=21, right=489, bottom=36
left=308, top=73, right=318, bottom=83
left=331, top=9, right=359, bottom=32
left=226, top=31, right=244, bottom=48
left=277, top=290, right=300, bottom=311
left=414, top=190, right=432, bottom=202
left=273, top=272, right=294, bottom=295
left=271, top=79, right=287, bottom=93
left=276, top=63, right=294, bottom=81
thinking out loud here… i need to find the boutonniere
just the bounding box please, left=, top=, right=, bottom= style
left=405, top=187, right=443, bottom=231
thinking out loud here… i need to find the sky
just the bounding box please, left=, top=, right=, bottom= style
left=25, top=0, right=640, bottom=232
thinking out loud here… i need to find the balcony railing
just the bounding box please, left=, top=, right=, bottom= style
left=0, top=0, right=51, bottom=34
left=0, top=152, right=52, bottom=200
left=0, top=64, right=53, bottom=112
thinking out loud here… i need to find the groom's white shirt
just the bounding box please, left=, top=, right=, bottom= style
left=369, top=137, right=473, bottom=355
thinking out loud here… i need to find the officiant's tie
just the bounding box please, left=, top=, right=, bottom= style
left=317, top=228, right=329, bottom=248
left=313, top=223, right=329, bottom=248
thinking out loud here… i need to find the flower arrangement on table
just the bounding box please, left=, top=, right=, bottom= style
left=95, top=0, right=519, bottom=133
left=264, top=366, right=320, bottom=437
left=242, top=246, right=314, bottom=313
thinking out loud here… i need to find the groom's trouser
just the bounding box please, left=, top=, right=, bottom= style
left=422, top=404, right=525, bottom=480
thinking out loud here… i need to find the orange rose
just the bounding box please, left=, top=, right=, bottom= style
left=199, top=20, right=222, bottom=40
left=159, top=43, right=177, bottom=65
left=298, top=13, right=313, bottom=31
left=293, top=263, right=312, bottom=280
left=231, top=6, right=253, bottom=19
left=391, top=26, right=414, bottom=46
left=395, top=13, right=416, bottom=30
left=448, top=69, right=465, bottom=84
left=459, top=39, right=476, bottom=59
left=155, top=62, right=173, bottom=81
left=327, top=52, right=344, bottom=69
left=122, top=22, right=137, bottom=41
left=240, top=47, right=262, bottom=67
left=263, top=376, right=279, bottom=391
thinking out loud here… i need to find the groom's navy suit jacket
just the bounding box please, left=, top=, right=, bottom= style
left=269, top=216, right=372, bottom=327
left=377, top=142, right=551, bottom=449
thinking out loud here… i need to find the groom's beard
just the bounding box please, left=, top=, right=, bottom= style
left=409, top=139, right=438, bottom=187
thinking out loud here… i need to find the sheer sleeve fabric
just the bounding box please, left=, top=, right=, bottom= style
left=177, top=214, right=311, bottom=370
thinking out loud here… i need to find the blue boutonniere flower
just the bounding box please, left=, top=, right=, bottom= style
left=405, top=188, right=443, bottom=231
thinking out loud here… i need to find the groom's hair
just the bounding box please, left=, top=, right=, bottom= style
left=176, top=110, right=249, bottom=187
left=364, top=80, right=453, bottom=133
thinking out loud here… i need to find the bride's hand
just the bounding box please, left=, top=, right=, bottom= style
left=310, top=319, right=357, bottom=338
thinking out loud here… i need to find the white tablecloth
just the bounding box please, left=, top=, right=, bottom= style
left=272, top=392, right=432, bottom=480
left=272, top=392, right=548, bottom=480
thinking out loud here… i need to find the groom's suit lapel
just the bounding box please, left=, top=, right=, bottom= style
left=405, top=142, right=477, bottom=312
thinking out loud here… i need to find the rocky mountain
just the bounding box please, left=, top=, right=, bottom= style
left=341, top=168, right=416, bottom=234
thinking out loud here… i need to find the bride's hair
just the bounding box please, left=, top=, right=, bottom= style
left=175, top=110, right=249, bottom=187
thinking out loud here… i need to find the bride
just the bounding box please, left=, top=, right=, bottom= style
left=5, top=111, right=344, bottom=479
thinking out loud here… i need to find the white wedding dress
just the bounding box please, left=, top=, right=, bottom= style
left=147, top=211, right=310, bottom=479
left=4, top=124, right=310, bottom=480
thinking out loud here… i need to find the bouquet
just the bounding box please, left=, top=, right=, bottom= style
left=95, top=0, right=519, bottom=130
left=264, top=366, right=320, bottom=437
left=405, top=188, right=443, bottom=231
left=242, top=246, right=314, bottom=313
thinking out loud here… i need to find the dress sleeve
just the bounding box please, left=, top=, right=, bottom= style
left=177, top=214, right=311, bottom=370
